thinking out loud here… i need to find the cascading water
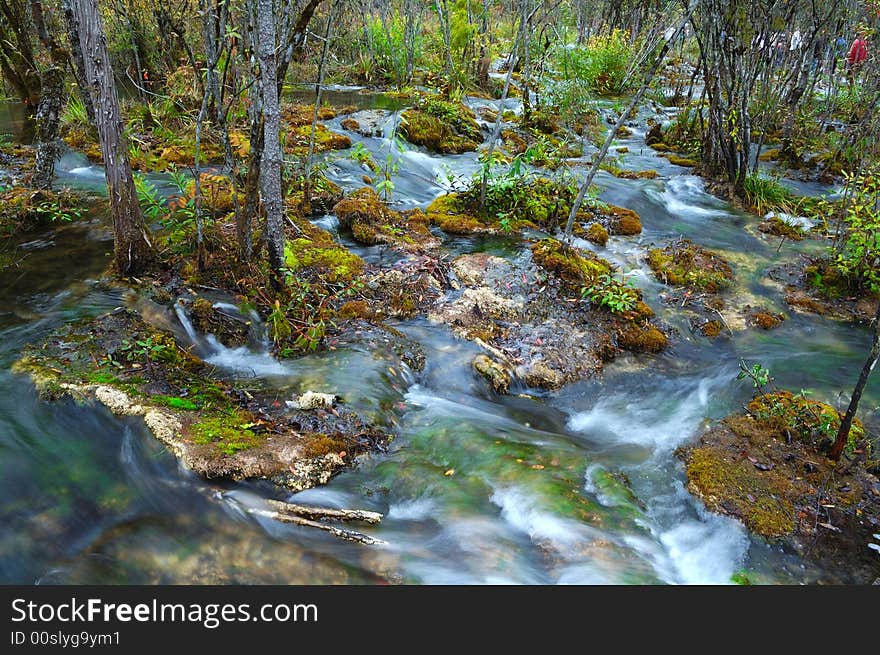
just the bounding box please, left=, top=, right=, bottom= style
left=0, top=93, right=877, bottom=585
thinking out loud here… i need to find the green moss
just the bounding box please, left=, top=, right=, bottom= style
left=686, top=447, right=795, bottom=538
left=730, top=571, right=752, bottom=585
left=399, top=109, right=480, bottom=154
left=284, top=237, right=364, bottom=284
left=531, top=238, right=613, bottom=286
left=425, top=193, right=487, bottom=233
left=333, top=187, right=434, bottom=247
left=190, top=414, right=262, bottom=456
left=647, top=240, right=734, bottom=292
left=152, top=395, right=201, bottom=411
left=617, top=324, right=668, bottom=353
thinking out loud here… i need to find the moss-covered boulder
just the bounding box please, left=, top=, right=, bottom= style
left=333, top=187, right=438, bottom=249
left=647, top=240, right=734, bottom=292
left=679, top=390, right=879, bottom=582
left=399, top=96, right=482, bottom=154
left=531, top=238, right=612, bottom=286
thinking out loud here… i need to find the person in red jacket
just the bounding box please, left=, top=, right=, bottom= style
left=847, top=32, right=868, bottom=82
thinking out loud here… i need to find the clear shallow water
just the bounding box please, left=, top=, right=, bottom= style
left=0, top=100, right=878, bottom=585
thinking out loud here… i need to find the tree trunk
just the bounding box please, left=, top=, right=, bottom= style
left=830, top=302, right=880, bottom=461
left=60, top=0, right=96, bottom=124
left=30, top=0, right=68, bottom=189
left=304, top=0, right=337, bottom=206
left=257, top=0, right=285, bottom=288
left=66, top=0, right=153, bottom=275
left=31, top=66, right=63, bottom=189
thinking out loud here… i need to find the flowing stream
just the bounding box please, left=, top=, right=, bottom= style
left=0, top=94, right=877, bottom=584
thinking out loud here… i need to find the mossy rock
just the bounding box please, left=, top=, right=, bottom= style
left=685, top=447, right=795, bottom=538
left=583, top=222, right=609, bottom=247
left=473, top=354, right=510, bottom=394
left=425, top=193, right=489, bottom=234
left=333, top=186, right=436, bottom=249
left=531, top=238, right=613, bottom=286
left=616, top=324, right=668, bottom=353
left=749, top=311, right=785, bottom=330
left=664, top=153, right=698, bottom=167
left=758, top=216, right=805, bottom=241
left=286, top=123, right=352, bottom=156
left=398, top=96, right=482, bottom=154
left=284, top=235, right=364, bottom=285
left=647, top=240, right=734, bottom=292
left=700, top=320, right=723, bottom=338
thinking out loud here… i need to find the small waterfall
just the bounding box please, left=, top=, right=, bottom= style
left=173, top=298, right=290, bottom=378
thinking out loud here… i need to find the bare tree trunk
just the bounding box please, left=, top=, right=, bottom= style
left=30, top=0, right=67, bottom=189
left=60, top=0, right=96, bottom=124
left=564, top=9, right=693, bottom=239
left=66, top=0, right=153, bottom=275
left=435, top=0, right=454, bottom=82
left=830, top=302, right=880, bottom=461
left=31, top=66, right=62, bottom=189
left=304, top=0, right=338, bottom=206
left=257, top=0, right=285, bottom=288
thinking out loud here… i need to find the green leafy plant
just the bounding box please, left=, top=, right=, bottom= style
left=581, top=273, right=638, bottom=314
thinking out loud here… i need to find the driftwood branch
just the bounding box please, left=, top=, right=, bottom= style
left=248, top=508, right=386, bottom=545
left=265, top=499, right=383, bottom=524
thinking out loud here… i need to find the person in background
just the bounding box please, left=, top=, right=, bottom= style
left=847, top=31, right=868, bottom=83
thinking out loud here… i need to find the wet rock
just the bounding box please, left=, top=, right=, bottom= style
left=289, top=391, right=338, bottom=410
left=344, top=110, right=390, bottom=137
left=517, top=361, right=563, bottom=390
left=190, top=297, right=250, bottom=347
left=473, top=354, right=511, bottom=394
left=647, top=239, right=734, bottom=292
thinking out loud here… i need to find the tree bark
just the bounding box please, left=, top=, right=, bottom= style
left=257, top=0, right=285, bottom=288
left=60, top=0, right=96, bottom=124
left=830, top=302, right=880, bottom=461
left=66, top=0, right=154, bottom=275
left=31, top=66, right=63, bottom=189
